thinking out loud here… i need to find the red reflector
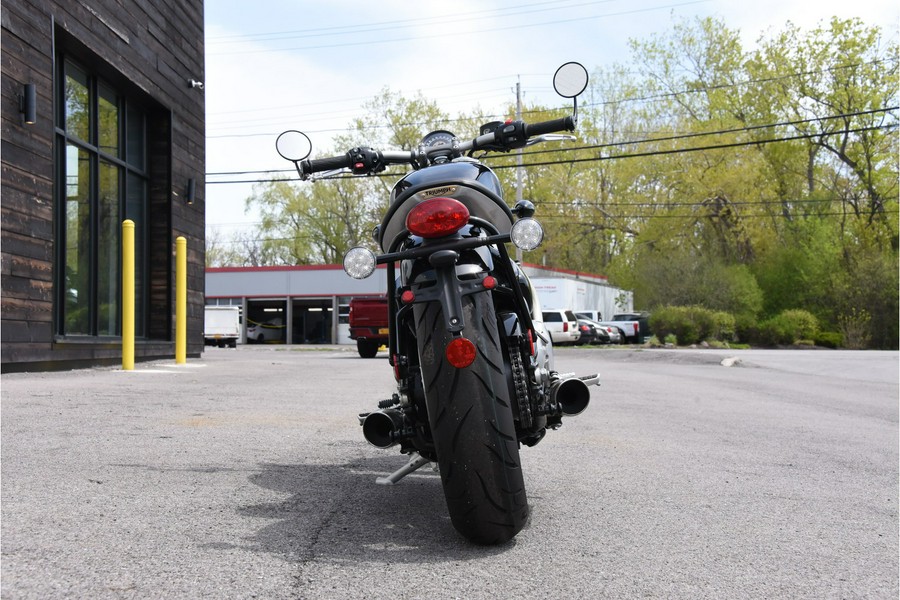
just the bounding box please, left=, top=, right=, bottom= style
left=527, top=329, right=535, bottom=356
left=400, top=290, right=415, bottom=304
left=392, top=354, right=401, bottom=381
left=406, top=198, right=470, bottom=238
left=445, top=337, right=476, bottom=368
left=482, top=276, right=497, bottom=289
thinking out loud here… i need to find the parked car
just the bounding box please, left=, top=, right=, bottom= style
left=540, top=309, right=580, bottom=345
left=576, top=319, right=612, bottom=345
left=575, top=319, right=599, bottom=345
left=246, top=317, right=285, bottom=343
left=581, top=318, right=621, bottom=344
left=601, top=323, right=623, bottom=344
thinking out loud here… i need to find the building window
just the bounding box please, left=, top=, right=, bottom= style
left=55, top=58, right=148, bottom=338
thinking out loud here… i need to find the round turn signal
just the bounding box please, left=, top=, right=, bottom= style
left=510, top=217, right=544, bottom=251
left=343, top=247, right=376, bottom=279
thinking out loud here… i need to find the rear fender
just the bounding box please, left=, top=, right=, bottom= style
left=408, top=253, right=491, bottom=333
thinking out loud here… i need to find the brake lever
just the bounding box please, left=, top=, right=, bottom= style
left=524, top=134, right=577, bottom=147
left=305, top=168, right=347, bottom=181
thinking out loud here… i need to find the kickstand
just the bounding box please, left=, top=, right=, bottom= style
left=375, top=453, right=431, bottom=486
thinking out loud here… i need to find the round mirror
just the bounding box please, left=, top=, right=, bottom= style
left=275, top=130, right=312, bottom=161
left=553, top=62, right=589, bottom=98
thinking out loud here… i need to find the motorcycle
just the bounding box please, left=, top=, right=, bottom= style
left=276, top=62, right=599, bottom=544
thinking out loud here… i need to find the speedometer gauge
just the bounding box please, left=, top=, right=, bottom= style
left=420, top=130, right=457, bottom=149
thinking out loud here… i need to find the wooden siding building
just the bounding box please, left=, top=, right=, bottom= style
left=2, top=0, right=206, bottom=371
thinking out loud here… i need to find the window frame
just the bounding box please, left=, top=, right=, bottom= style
left=53, top=54, right=150, bottom=339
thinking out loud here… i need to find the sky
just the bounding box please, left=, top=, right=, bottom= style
left=202, top=0, right=898, bottom=239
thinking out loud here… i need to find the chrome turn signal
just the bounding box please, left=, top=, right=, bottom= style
left=343, top=247, right=376, bottom=279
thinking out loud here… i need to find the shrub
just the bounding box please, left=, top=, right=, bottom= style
left=650, top=305, right=735, bottom=345
left=734, top=313, right=759, bottom=344
left=711, top=311, right=736, bottom=341
left=838, top=308, right=871, bottom=350
left=814, top=331, right=843, bottom=349
left=781, top=309, right=820, bottom=340
left=758, top=309, right=820, bottom=346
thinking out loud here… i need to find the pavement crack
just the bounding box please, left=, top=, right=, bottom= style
left=292, top=498, right=341, bottom=597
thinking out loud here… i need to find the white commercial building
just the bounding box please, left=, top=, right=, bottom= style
left=205, top=263, right=631, bottom=345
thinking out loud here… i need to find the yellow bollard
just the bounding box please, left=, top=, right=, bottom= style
left=176, top=236, right=187, bottom=364
left=122, top=220, right=135, bottom=371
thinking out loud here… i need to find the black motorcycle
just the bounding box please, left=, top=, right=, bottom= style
left=276, top=62, right=599, bottom=544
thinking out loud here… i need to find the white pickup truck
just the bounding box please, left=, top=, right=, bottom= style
left=594, top=312, right=651, bottom=344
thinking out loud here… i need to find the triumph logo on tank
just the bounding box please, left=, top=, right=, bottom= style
left=420, top=185, right=457, bottom=198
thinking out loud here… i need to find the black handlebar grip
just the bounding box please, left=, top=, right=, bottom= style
left=301, top=153, right=354, bottom=175
left=524, top=116, right=576, bottom=138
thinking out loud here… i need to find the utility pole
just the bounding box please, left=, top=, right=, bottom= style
left=515, top=76, right=523, bottom=263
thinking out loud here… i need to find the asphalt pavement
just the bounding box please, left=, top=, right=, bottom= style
left=2, top=345, right=897, bottom=599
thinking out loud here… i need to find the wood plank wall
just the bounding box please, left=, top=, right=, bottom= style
left=1, top=0, right=206, bottom=370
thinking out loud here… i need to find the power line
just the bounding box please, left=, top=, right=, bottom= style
left=205, top=57, right=898, bottom=139
left=538, top=210, right=898, bottom=221
left=491, top=124, right=896, bottom=170
left=205, top=113, right=897, bottom=184
left=538, top=197, right=885, bottom=208
left=209, top=208, right=898, bottom=246
left=207, top=199, right=887, bottom=230
left=206, top=0, right=623, bottom=44
left=205, top=107, right=897, bottom=176
left=482, top=107, right=899, bottom=161
left=206, top=0, right=710, bottom=56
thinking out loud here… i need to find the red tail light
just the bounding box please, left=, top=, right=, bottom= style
left=563, top=322, right=568, bottom=332
left=406, top=197, right=469, bottom=238
left=445, top=337, right=476, bottom=368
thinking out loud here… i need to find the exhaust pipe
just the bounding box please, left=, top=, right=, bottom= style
left=362, top=409, right=406, bottom=448
left=550, top=377, right=592, bottom=416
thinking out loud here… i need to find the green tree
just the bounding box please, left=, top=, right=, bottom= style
left=246, top=176, right=381, bottom=265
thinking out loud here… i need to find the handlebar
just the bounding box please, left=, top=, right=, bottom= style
left=299, top=154, right=354, bottom=176
left=294, top=115, right=576, bottom=179
left=524, top=116, right=576, bottom=138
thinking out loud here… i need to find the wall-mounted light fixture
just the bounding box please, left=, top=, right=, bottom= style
left=186, top=178, right=196, bottom=205
left=19, top=83, right=36, bottom=125
left=188, top=79, right=204, bottom=90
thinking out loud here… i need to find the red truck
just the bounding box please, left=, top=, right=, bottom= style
left=349, top=296, right=389, bottom=358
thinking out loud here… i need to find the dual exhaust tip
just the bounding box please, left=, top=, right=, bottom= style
left=361, top=376, right=593, bottom=448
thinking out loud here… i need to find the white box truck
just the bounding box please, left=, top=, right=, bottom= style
left=204, top=306, right=240, bottom=348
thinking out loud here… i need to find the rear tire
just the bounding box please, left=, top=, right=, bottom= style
left=414, top=292, right=528, bottom=544
left=356, top=339, right=379, bottom=358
